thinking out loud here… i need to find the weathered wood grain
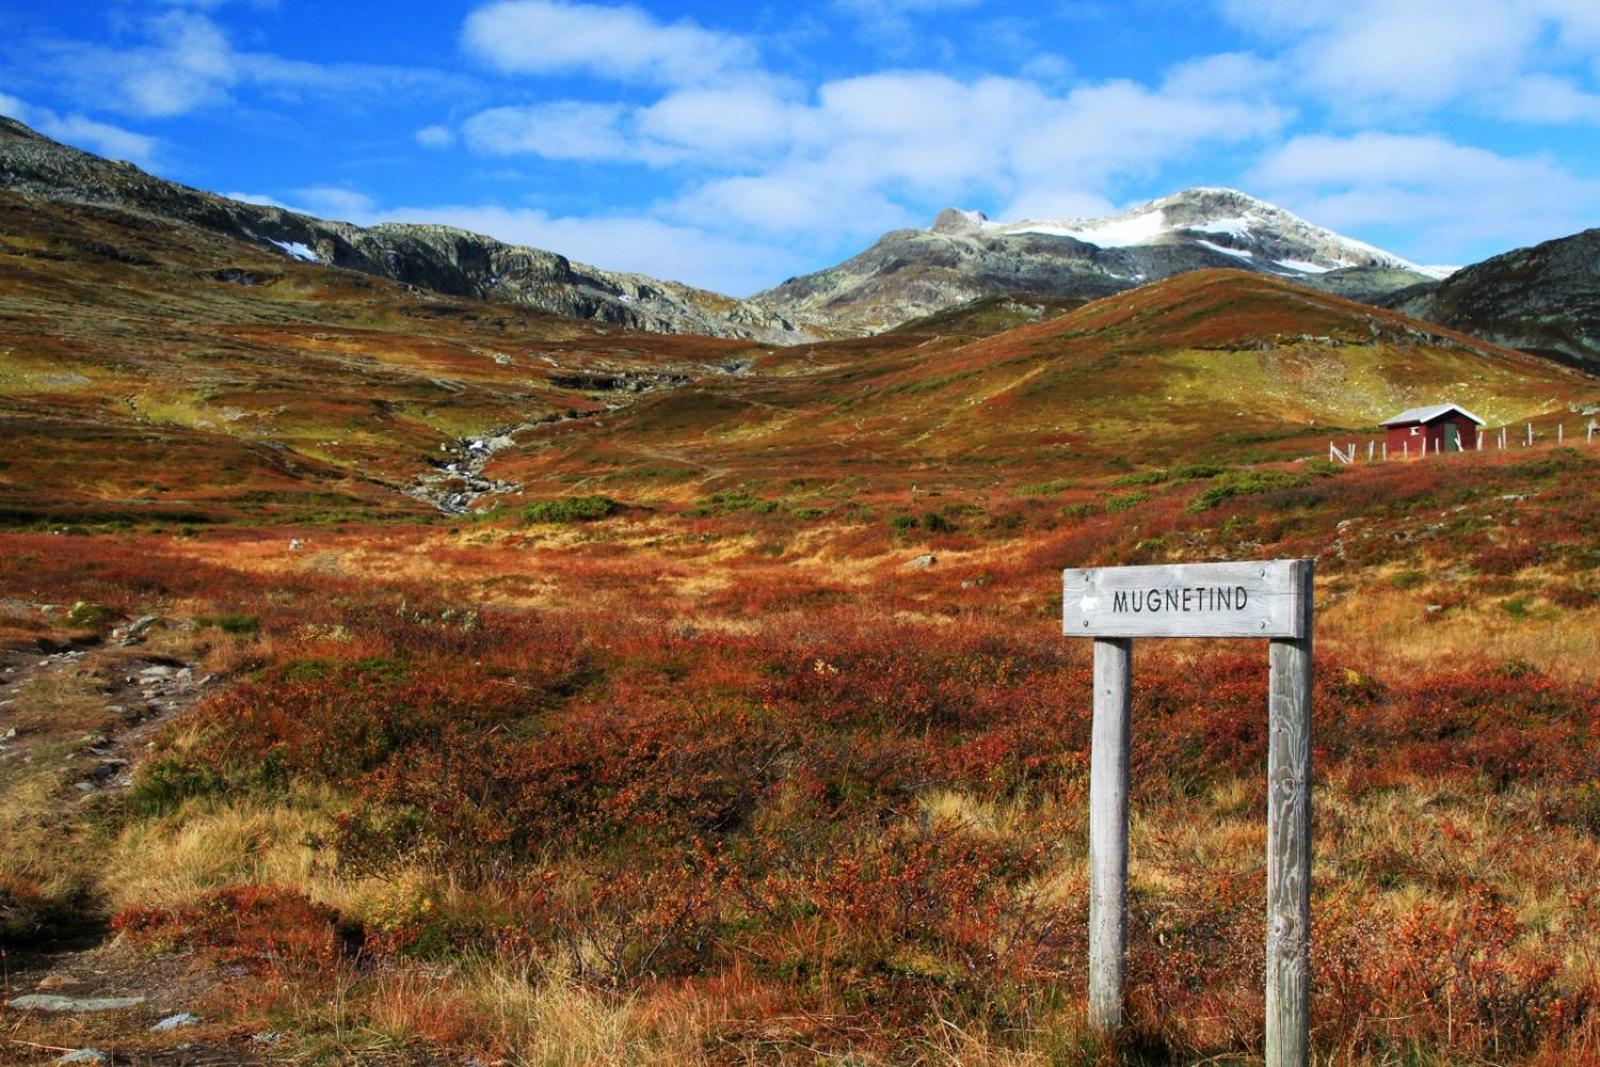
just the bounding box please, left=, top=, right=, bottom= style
left=1266, top=558, right=1314, bottom=1067
left=1062, top=560, right=1305, bottom=639
left=1088, top=636, right=1132, bottom=1032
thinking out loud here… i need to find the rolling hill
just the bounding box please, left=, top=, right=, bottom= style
left=490, top=269, right=1593, bottom=505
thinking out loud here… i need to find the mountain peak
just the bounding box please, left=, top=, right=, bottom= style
left=930, top=207, right=987, bottom=235
left=762, top=187, right=1448, bottom=333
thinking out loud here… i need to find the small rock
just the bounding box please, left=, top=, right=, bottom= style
left=56, top=1051, right=111, bottom=1065
left=1425, top=604, right=1443, bottom=613
left=89, top=759, right=128, bottom=781
left=3, top=725, right=17, bottom=740
left=119, top=615, right=163, bottom=645
left=10, top=993, right=146, bottom=1012
left=152, top=1012, right=201, bottom=1031
left=290, top=538, right=304, bottom=550
left=906, top=554, right=937, bottom=569
left=251, top=1031, right=285, bottom=1045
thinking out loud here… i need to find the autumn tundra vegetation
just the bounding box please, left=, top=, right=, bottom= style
left=2, top=191, right=1599, bottom=1064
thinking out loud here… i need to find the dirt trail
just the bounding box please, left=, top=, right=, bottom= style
left=0, top=615, right=266, bottom=1065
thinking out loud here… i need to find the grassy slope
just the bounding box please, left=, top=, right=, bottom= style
left=0, top=192, right=760, bottom=523
left=491, top=271, right=1590, bottom=511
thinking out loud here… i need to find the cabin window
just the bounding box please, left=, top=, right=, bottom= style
left=1409, top=426, right=1421, bottom=435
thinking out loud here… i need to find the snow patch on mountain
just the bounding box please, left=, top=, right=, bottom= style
left=1197, top=239, right=1254, bottom=260
left=998, top=209, right=1168, bottom=248
left=968, top=187, right=1429, bottom=276
left=270, top=239, right=320, bottom=263
left=1276, top=259, right=1332, bottom=274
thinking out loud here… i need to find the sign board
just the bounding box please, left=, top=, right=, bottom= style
left=1062, top=557, right=1314, bottom=1067
left=1062, top=560, right=1307, bottom=639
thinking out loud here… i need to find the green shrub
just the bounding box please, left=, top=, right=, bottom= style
left=1060, top=503, right=1094, bottom=519
left=1111, top=470, right=1169, bottom=487
left=1015, top=478, right=1073, bottom=497
left=687, top=491, right=776, bottom=517
left=522, top=495, right=617, bottom=524
left=1388, top=570, right=1427, bottom=590
left=1171, top=462, right=1227, bottom=480
left=128, top=758, right=226, bottom=817
left=921, top=511, right=955, bottom=533
left=66, top=601, right=115, bottom=630
left=213, top=612, right=260, bottom=635
left=1186, top=470, right=1310, bottom=512
left=1105, top=492, right=1147, bottom=514
left=890, top=514, right=920, bottom=534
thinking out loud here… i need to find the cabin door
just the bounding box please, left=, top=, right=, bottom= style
left=1443, top=423, right=1460, bottom=452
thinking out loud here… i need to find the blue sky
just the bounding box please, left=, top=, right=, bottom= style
left=2, top=1, right=1599, bottom=295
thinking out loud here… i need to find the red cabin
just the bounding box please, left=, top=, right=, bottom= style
left=1381, top=403, right=1485, bottom=456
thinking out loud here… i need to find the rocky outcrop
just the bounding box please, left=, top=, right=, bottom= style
left=0, top=116, right=807, bottom=343
left=1384, top=228, right=1600, bottom=372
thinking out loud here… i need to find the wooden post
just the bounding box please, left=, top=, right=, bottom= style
left=1266, top=559, right=1314, bottom=1067
left=1403, top=440, right=1409, bottom=460
left=1088, top=637, right=1132, bottom=1033
left=1381, top=441, right=1387, bottom=461
left=1559, top=424, right=1564, bottom=445
left=1367, top=441, right=1374, bottom=463
left=1064, top=561, right=1314, bottom=1059
left=1528, top=423, right=1534, bottom=446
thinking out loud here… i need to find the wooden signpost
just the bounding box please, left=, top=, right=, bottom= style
left=1062, top=558, right=1314, bottom=1067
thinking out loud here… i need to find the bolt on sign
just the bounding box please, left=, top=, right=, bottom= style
left=1061, top=559, right=1314, bottom=1067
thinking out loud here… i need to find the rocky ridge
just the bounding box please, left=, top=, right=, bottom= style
left=1384, top=227, right=1600, bottom=373
left=0, top=115, right=806, bottom=344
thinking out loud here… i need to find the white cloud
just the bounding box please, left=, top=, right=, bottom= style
left=1220, top=0, right=1600, bottom=121
left=290, top=186, right=377, bottom=219
left=1499, top=73, right=1600, bottom=124
left=414, top=124, right=456, bottom=149
left=678, top=170, right=916, bottom=235
left=461, top=102, right=647, bottom=161
left=460, top=0, right=757, bottom=87
left=0, top=93, right=159, bottom=165
left=1251, top=131, right=1600, bottom=259
left=32, top=10, right=472, bottom=120
left=638, top=86, right=794, bottom=154
left=223, top=190, right=289, bottom=207
left=511, top=63, right=1290, bottom=237
left=117, top=10, right=237, bottom=117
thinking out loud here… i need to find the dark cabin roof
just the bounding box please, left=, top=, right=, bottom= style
left=1380, top=403, right=1486, bottom=427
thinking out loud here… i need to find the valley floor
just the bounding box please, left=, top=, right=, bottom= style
left=3, top=443, right=1599, bottom=1065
